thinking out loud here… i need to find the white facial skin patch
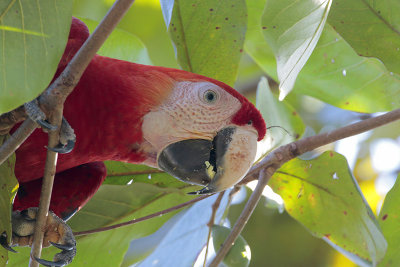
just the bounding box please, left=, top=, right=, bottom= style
left=141, top=81, right=241, bottom=162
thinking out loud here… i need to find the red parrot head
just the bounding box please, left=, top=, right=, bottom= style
left=139, top=69, right=266, bottom=194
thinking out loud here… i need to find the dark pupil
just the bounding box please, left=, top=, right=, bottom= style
left=206, top=92, right=215, bottom=102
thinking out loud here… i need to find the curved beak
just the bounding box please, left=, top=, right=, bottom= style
left=157, top=126, right=258, bottom=194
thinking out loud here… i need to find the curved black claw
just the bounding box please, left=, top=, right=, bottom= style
left=49, top=241, right=74, bottom=251
left=2, top=244, right=17, bottom=253
left=34, top=257, right=66, bottom=267
left=0, top=232, right=17, bottom=253
left=47, top=139, right=75, bottom=154
left=24, top=100, right=57, bottom=131
left=188, top=187, right=215, bottom=195
left=37, top=119, right=58, bottom=131
left=34, top=240, right=76, bottom=267
left=46, top=117, right=76, bottom=154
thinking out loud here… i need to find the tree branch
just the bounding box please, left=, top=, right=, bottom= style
left=210, top=108, right=400, bottom=266
left=242, top=108, right=400, bottom=184
left=28, top=0, right=137, bottom=266
left=29, top=109, right=63, bottom=267
left=0, top=105, right=26, bottom=136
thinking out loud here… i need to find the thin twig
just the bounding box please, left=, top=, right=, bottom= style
left=74, top=194, right=211, bottom=236
left=28, top=0, right=137, bottom=266
left=0, top=119, right=37, bottom=165
left=209, top=170, right=272, bottom=267
left=29, top=109, right=63, bottom=267
left=211, top=108, right=400, bottom=266
left=0, top=105, right=26, bottom=135
left=203, top=192, right=225, bottom=267
left=241, top=108, right=400, bottom=185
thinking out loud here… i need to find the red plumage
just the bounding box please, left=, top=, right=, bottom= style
left=12, top=18, right=266, bottom=219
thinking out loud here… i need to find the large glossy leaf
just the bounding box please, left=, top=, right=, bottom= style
left=255, top=77, right=305, bottom=160
left=329, top=0, right=400, bottom=74
left=269, top=151, right=387, bottom=265
left=246, top=0, right=400, bottom=113
left=261, top=0, right=332, bottom=100
left=0, top=0, right=73, bottom=114
left=378, top=174, right=400, bottom=266
left=81, top=18, right=152, bottom=65
left=135, top=193, right=229, bottom=266
left=168, top=0, right=247, bottom=85
left=0, top=136, right=18, bottom=266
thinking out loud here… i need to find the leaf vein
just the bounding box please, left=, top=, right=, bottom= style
left=36, top=0, right=48, bottom=57
left=360, top=0, right=400, bottom=36
left=17, top=0, right=28, bottom=91
left=0, top=0, right=17, bottom=21
left=175, top=0, right=193, bottom=72
left=279, top=0, right=332, bottom=88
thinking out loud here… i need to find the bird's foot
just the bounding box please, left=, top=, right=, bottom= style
left=46, top=117, right=76, bottom=154
left=1, top=207, right=76, bottom=266
left=24, top=100, right=57, bottom=131
left=24, top=100, right=76, bottom=154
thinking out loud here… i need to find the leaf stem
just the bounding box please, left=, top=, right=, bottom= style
left=73, top=195, right=211, bottom=236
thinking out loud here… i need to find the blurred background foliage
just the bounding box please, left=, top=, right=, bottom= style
left=44, top=0, right=400, bottom=266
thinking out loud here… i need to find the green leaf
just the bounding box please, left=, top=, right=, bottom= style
left=212, top=225, right=251, bottom=267
left=269, top=151, right=387, bottom=265
left=0, top=135, right=18, bottom=266
left=328, top=0, right=400, bottom=74
left=378, top=174, right=400, bottom=266
left=81, top=18, right=152, bottom=65
left=255, top=77, right=305, bottom=160
left=168, top=0, right=247, bottom=85
left=261, top=0, right=332, bottom=100
left=0, top=0, right=73, bottom=114
left=246, top=0, right=400, bottom=113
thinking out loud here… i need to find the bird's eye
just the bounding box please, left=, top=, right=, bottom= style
left=203, top=90, right=218, bottom=104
